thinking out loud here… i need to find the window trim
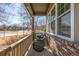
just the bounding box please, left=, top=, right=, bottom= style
left=56, top=4, right=72, bottom=41
left=56, top=4, right=74, bottom=41
left=46, top=3, right=74, bottom=41
left=57, top=9, right=71, bottom=19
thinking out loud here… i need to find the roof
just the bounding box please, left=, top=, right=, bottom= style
left=24, top=3, right=53, bottom=16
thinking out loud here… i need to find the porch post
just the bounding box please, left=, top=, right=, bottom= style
left=32, top=16, right=35, bottom=41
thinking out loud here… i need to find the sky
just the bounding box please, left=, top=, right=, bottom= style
left=0, top=3, right=46, bottom=27
left=34, top=16, right=46, bottom=26
left=0, top=3, right=27, bottom=26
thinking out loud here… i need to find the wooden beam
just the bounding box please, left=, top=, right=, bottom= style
left=24, top=3, right=34, bottom=16
left=32, top=17, right=35, bottom=41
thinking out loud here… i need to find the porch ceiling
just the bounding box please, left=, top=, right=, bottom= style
left=24, top=3, right=53, bottom=16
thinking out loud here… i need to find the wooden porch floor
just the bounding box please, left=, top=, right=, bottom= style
left=25, top=36, right=58, bottom=56
left=26, top=44, right=53, bottom=56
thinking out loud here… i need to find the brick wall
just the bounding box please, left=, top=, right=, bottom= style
left=46, top=33, right=79, bottom=56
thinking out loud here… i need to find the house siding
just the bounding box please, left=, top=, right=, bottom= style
left=74, top=4, right=79, bottom=42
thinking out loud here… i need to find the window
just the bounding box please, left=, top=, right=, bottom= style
left=51, top=7, right=55, bottom=34
left=57, top=3, right=70, bottom=16
left=48, top=23, right=50, bottom=32
left=47, top=14, right=51, bottom=33
left=51, top=20, right=55, bottom=34
left=57, top=12, right=71, bottom=37
left=57, top=3, right=71, bottom=38
left=47, top=15, right=51, bottom=24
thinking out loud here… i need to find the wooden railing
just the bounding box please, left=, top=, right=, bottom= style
left=0, top=34, right=33, bottom=56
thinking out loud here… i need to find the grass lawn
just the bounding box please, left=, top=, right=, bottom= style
left=0, top=35, right=24, bottom=45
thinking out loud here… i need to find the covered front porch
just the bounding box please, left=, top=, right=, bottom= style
left=0, top=3, right=79, bottom=56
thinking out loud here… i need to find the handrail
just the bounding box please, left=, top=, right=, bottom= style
left=0, top=34, right=33, bottom=56
left=10, top=34, right=31, bottom=47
